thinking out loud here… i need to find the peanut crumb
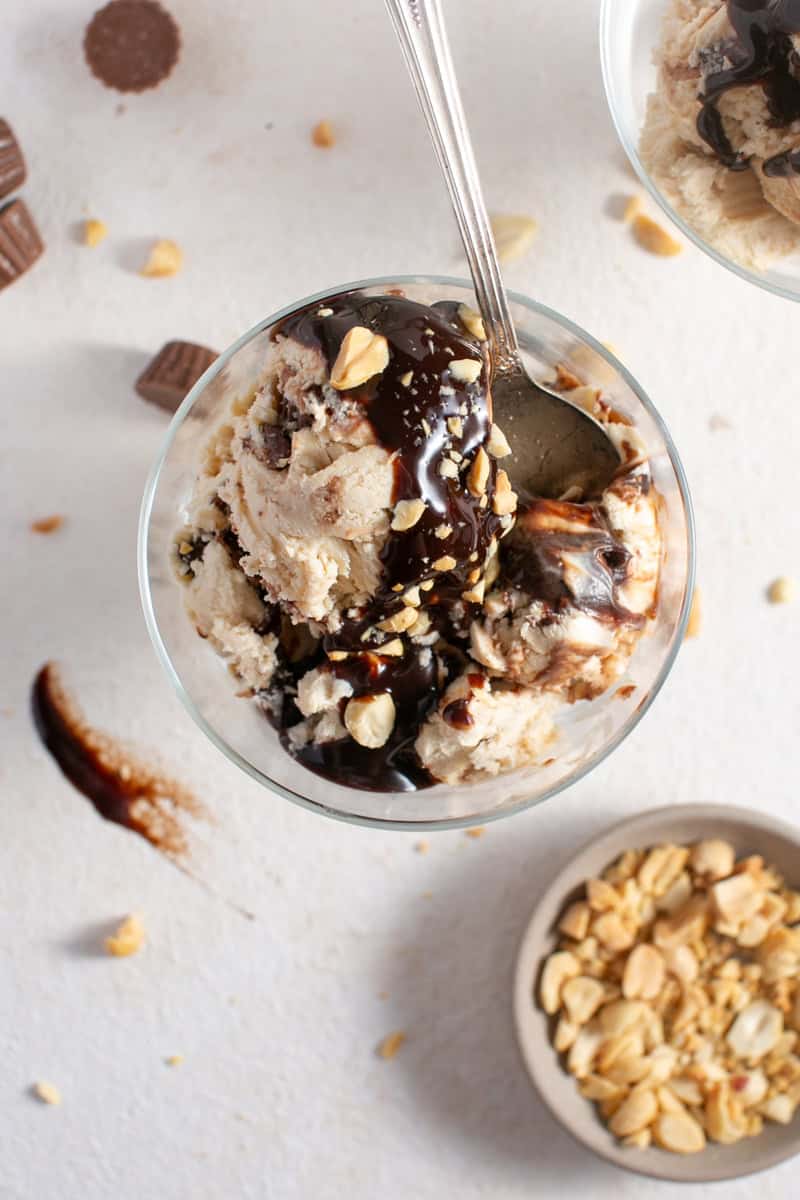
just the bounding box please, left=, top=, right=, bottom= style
left=632, top=213, right=682, bottom=257
left=141, top=239, right=183, bottom=278
left=311, top=120, right=335, bottom=148
left=414, top=840, right=429, bottom=855
left=685, top=588, right=702, bottom=639
left=83, top=218, right=108, bottom=247
left=31, top=515, right=64, bottom=535
left=622, top=195, right=644, bottom=223
left=391, top=498, right=426, bottom=532
left=377, top=1031, right=406, bottom=1060
left=490, top=213, right=537, bottom=263
left=331, top=326, right=389, bottom=390
left=165, top=1055, right=183, bottom=1067
left=32, top=1081, right=61, bottom=1106
left=465, top=827, right=485, bottom=839
left=767, top=577, right=794, bottom=605
left=104, top=913, right=146, bottom=957
left=457, top=303, right=486, bottom=341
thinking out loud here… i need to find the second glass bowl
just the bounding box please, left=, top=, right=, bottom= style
left=138, top=275, right=694, bottom=831
left=601, top=0, right=800, bottom=303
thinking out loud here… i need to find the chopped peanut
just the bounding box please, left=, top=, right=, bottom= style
left=141, top=239, right=183, bottom=277
left=377, top=1031, right=406, bottom=1060
left=83, top=218, right=108, bottom=246
left=105, top=913, right=146, bottom=957
left=538, top=836, right=800, bottom=1156
left=632, top=213, right=683, bottom=257
left=311, top=120, right=335, bottom=148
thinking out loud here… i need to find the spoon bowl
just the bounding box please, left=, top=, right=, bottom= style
left=491, top=366, right=622, bottom=501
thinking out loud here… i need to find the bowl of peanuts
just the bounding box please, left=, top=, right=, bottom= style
left=514, top=805, right=800, bottom=1182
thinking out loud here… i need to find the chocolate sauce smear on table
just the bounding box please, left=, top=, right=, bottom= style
left=697, top=0, right=800, bottom=173
left=32, top=662, right=203, bottom=857
left=505, top=500, right=643, bottom=627
left=263, top=293, right=504, bottom=791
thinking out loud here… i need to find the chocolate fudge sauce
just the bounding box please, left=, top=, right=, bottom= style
left=212, top=293, right=646, bottom=793
left=697, top=0, right=800, bottom=173
left=505, top=500, right=644, bottom=627
left=266, top=293, right=504, bottom=791
left=278, top=294, right=502, bottom=601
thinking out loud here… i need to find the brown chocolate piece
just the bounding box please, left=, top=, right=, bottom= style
left=0, top=119, right=26, bottom=201
left=84, top=0, right=180, bottom=93
left=0, top=199, right=44, bottom=291
left=135, top=340, right=217, bottom=412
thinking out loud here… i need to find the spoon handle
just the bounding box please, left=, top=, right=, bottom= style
left=384, top=0, right=520, bottom=369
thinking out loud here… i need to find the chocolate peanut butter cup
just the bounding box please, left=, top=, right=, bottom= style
left=84, top=0, right=180, bottom=93
left=0, top=119, right=26, bottom=201
left=136, top=340, right=218, bottom=412
left=0, top=199, right=44, bottom=291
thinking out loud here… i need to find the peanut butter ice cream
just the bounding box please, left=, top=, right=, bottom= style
left=641, top=0, right=800, bottom=270
left=176, top=291, right=660, bottom=791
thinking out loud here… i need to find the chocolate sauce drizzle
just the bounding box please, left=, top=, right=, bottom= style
left=264, top=292, right=503, bottom=791
left=505, top=500, right=644, bottom=628
left=269, top=645, right=438, bottom=792
left=217, top=292, right=643, bottom=793
left=279, top=294, right=502, bottom=602
left=696, top=0, right=800, bottom=174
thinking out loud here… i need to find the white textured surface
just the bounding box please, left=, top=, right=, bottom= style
left=2, top=1, right=799, bottom=1197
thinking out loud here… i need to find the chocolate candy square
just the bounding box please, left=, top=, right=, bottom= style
left=0, top=119, right=26, bottom=201
left=135, top=341, right=218, bottom=412
left=0, top=199, right=44, bottom=291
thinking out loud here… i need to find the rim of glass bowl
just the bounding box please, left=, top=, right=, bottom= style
left=138, top=274, right=696, bottom=832
left=599, top=0, right=800, bottom=305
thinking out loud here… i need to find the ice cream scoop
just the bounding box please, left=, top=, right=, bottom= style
left=637, top=0, right=800, bottom=273
left=384, top=0, right=621, bottom=501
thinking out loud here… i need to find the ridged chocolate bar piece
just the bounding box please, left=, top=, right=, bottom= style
left=0, top=119, right=26, bottom=201
left=135, top=341, right=217, bottom=412
left=0, top=199, right=44, bottom=291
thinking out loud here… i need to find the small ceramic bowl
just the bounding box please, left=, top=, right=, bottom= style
left=513, top=804, right=800, bottom=1183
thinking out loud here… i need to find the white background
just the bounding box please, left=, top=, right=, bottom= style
left=2, top=1, right=799, bottom=1197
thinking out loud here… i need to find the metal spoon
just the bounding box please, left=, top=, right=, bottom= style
left=384, top=0, right=620, bottom=500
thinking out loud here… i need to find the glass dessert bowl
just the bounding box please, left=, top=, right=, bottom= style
left=138, top=276, right=694, bottom=830
left=601, top=0, right=800, bottom=302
